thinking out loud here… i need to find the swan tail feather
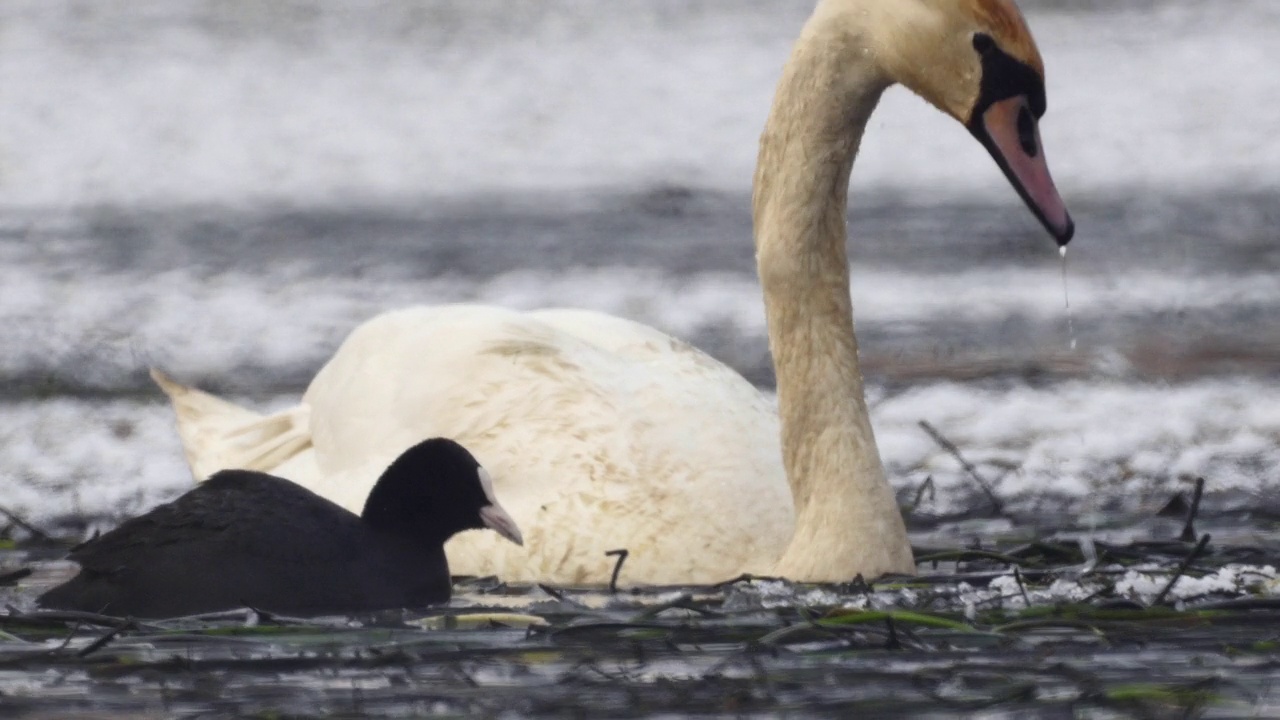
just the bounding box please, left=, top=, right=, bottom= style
left=150, top=368, right=314, bottom=481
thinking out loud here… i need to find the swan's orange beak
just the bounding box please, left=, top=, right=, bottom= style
left=972, top=95, right=1074, bottom=246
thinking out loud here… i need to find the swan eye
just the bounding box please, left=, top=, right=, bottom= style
left=1016, top=104, right=1038, bottom=157
left=972, top=33, right=997, bottom=56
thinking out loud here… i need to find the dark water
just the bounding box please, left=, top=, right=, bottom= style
left=4, top=524, right=1280, bottom=718
left=4, top=190, right=1278, bottom=396
left=21, top=190, right=1280, bottom=279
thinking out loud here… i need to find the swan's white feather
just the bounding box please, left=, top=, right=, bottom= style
left=157, top=305, right=794, bottom=584
left=150, top=369, right=311, bottom=480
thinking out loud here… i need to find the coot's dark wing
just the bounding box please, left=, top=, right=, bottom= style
left=40, top=470, right=387, bottom=617
left=68, top=470, right=367, bottom=571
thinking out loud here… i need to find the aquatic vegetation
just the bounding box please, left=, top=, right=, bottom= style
left=2, top=526, right=1279, bottom=717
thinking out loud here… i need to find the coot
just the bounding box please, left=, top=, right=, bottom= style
left=38, top=438, right=523, bottom=617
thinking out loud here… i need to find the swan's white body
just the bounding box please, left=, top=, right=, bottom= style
left=155, top=0, right=1071, bottom=585
left=157, top=306, right=794, bottom=584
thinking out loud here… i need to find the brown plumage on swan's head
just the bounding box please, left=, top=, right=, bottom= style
left=851, top=0, right=1044, bottom=120
left=966, top=0, right=1044, bottom=75
left=815, top=0, right=1073, bottom=243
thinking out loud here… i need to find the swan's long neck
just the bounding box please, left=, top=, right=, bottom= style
left=754, top=12, right=914, bottom=579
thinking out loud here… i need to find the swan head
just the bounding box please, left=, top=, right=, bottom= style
left=840, top=0, right=1074, bottom=244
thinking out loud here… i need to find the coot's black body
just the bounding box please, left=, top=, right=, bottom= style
left=38, top=438, right=522, bottom=618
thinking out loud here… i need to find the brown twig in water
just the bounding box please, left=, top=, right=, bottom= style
left=536, top=584, right=567, bottom=601
left=1014, top=568, right=1031, bottom=608
left=1198, top=597, right=1280, bottom=612
left=5, top=607, right=158, bottom=630
left=77, top=619, right=134, bottom=658
left=52, top=621, right=85, bottom=654
left=1152, top=533, right=1212, bottom=606
left=909, top=476, right=936, bottom=513
left=605, top=549, right=629, bottom=594
left=0, top=504, right=55, bottom=544
left=917, top=420, right=1004, bottom=515
left=883, top=616, right=901, bottom=650
left=0, top=568, right=32, bottom=586
left=712, top=573, right=755, bottom=589
left=1180, top=477, right=1206, bottom=543
left=444, top=661, right=479, bottom=688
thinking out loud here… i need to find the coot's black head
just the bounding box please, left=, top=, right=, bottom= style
left=361, top=438, right=523, bottom=547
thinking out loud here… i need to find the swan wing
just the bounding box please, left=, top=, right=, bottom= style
left=151, top=369, right=320, bottom=485
left=299, top=305, right=792, bottom=584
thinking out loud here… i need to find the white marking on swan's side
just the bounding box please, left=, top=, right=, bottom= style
left=153, top=0, right=1071, bottom=585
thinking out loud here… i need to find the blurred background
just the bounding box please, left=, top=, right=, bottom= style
left=0, top=0, right=1276, bottom=532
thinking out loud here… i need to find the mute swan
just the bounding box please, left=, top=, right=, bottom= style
left=154, top=0, right=1073, bottom=585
